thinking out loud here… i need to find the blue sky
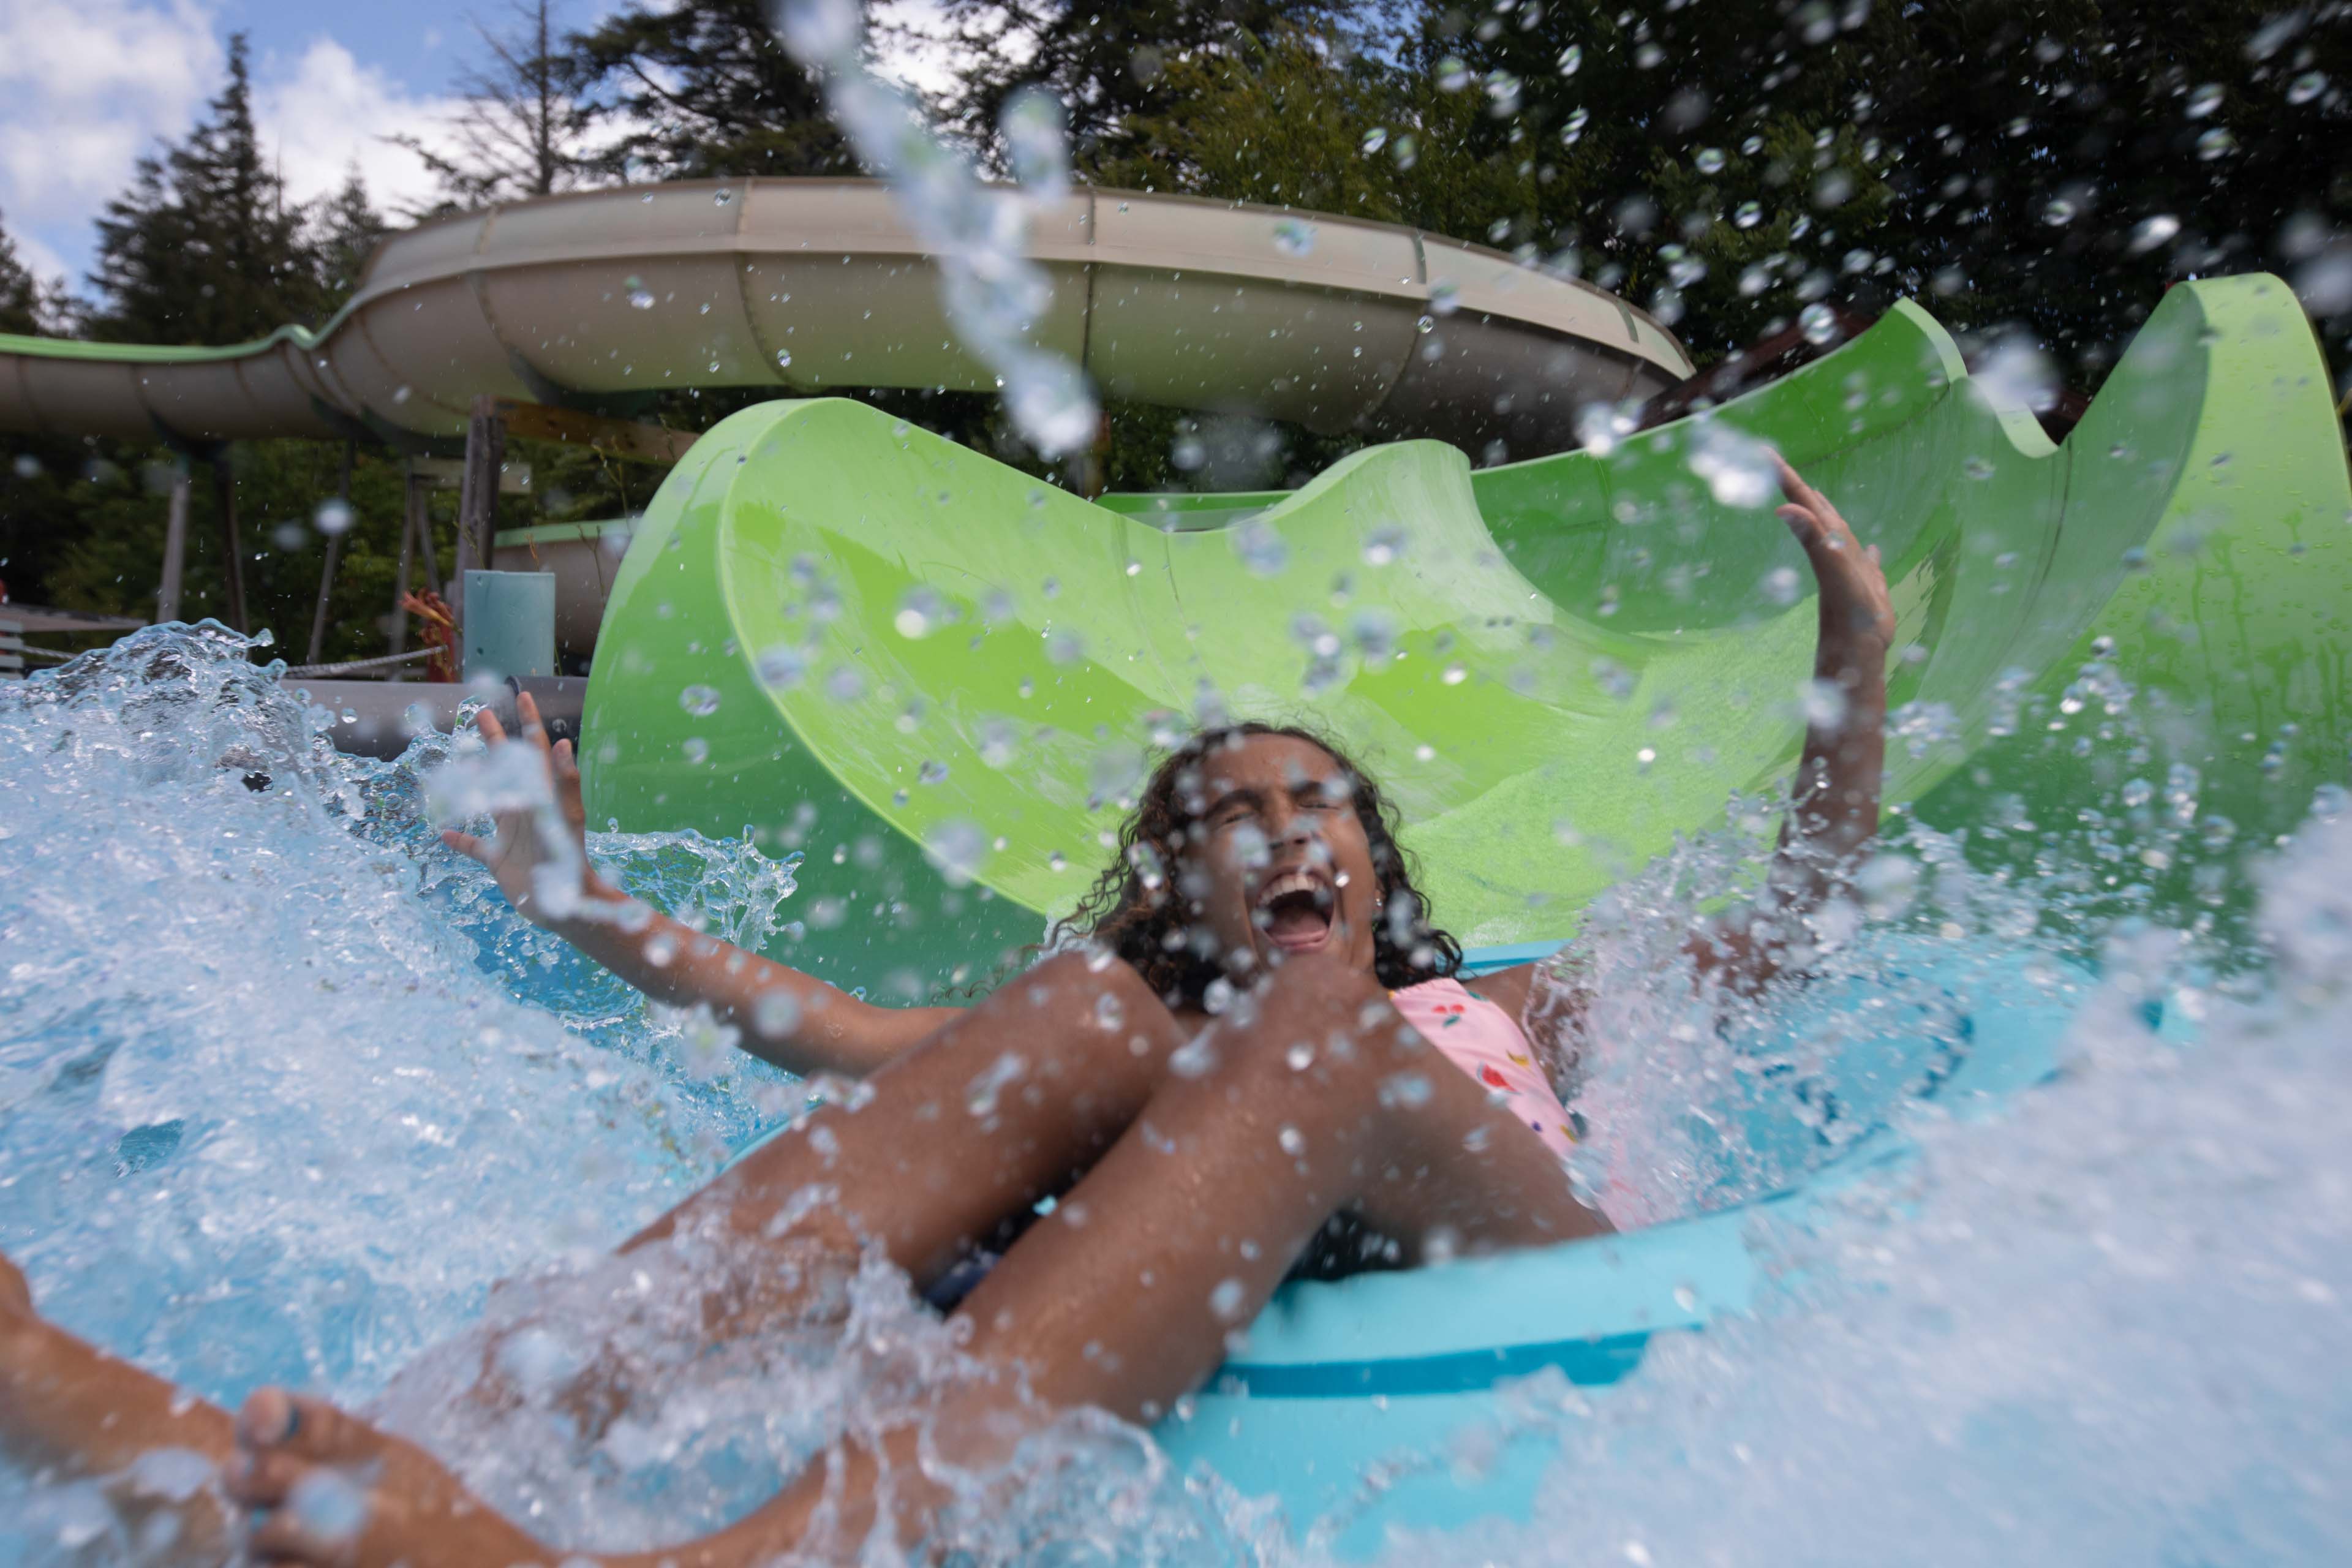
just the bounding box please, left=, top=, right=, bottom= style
left=0, top=0, right=948, bottom=304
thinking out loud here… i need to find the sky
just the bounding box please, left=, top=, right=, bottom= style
left=0, top=0, right=953, bottom=304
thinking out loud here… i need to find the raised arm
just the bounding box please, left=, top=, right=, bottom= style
left=1695, top=451, right=1896, bottom=993
left=443, top=694, right=957, bottom=1077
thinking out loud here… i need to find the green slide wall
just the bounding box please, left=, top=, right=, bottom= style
left=579, top=275, right=2350, bottom=989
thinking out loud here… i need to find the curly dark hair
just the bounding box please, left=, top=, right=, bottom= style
left=1049, top=722, right=1463, bottom=1005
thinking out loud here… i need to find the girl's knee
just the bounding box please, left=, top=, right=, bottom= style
left=996, top=949, right=1181, bottom=1057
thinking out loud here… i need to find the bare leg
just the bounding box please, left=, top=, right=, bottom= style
left=236, top=954, right=1605, bottom=1565
left=0, top=1255, right=238, bottom=1560
left=2, top=951, right=1178, bottom=1562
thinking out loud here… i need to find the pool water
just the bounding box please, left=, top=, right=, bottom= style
left=4, top=625, right=2348, bottom=1565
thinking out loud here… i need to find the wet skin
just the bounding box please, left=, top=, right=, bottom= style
left=0, top=458, right=1893, bottom=1566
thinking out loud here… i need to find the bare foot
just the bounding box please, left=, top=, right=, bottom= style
left=230, top=1388, right=562, bottom=1568
left=0, top=1253, right=237, bottom=1558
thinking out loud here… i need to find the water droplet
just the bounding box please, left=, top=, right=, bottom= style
left=1762, top=565, right=1802, bottom=606
left=1695, top=146, right=1725, bottom=174
left=1799, top=303, right=1839, bottom=345
left=756, top=644, right=805, bottom=688
left=1484, top=69, right=1522, bottom=116
left=1272, top=218, right=1317, bottom=257
left=2185, top=83, right=2224, bottom=118
left=918, top=758, right=949, bottom=784
left=1234, top=518, right=1289, bottom=577
left=1441, top=662, right=1466, bottom=686
left=1556, top=43, right=1582, bottom=76
left=681, top=736, right=710, bottom=764
left=2288, top=70, right=2328, bottom=105
left=391, top=384, right=413, bottom=404
left=628, top=288, right=655, bottom=311
left=1277, top=1125, right=1306, bottom=1156
left=714, top=186, right=734, bottom=205
left=1963, top=455, right=1995, bottom=480
left=1209, top=1278, right=1248, bottom=1321
left=708, top=360, right=722, bottom=372
left=2196, top=126, right=2237, bottom=160
left=2041, top=195, right=2077, bottom=227
left=1360, top=126, right=1389, bottom=154
left=1362, top=524, right=1408, bottom=567
left=894, top=587, right=941, bottom=639
left=1734, top=200, right=1763, bottom=229
left=679, top=684, right=722, bottom=717
left=1428, top=277, right=1460, bottom=315
left=312, top=499, right=353, bottom=537
left=1436, top=55, right=1470, bottom=91
left=2128, top=214, right=2180, bottom=254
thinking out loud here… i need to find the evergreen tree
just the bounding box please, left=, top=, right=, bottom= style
left=391, top=0, right=600, bottom=211
left=564, top=0, right=856, bottom=179
left=88, top=34, right=322, bottom=344
left=940, top=0, right=1350, bottom=162
left=1403, top=0, right=2352, bottom=380
left=0, top=213, right=55, bottom=336
left=312, top=169, right=390, bottom=311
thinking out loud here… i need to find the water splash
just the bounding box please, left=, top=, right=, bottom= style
left=776, top=0, right=1099, bottom=458
left=5, top=627, right=2348, bottom=1564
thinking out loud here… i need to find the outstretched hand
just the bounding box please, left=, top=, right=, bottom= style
left=1772, top=451, right=1894, bottom=652
left=441, top=692, right=608, bottom=925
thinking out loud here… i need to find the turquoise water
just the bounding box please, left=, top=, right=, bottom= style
left=3, top=625, right=2348, bottom=1564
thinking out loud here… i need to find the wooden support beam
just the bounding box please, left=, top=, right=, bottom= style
left=157, top=460, right=190, bottom=624
left=209, top=455, right=247, bottom=634
left=307, top=439, right=356, bottom=666
left=451, top=394, right=508, bottom=654
left=491, top=398, right=698, bottom=466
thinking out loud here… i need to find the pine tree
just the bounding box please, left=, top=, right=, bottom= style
left=312, top=169, right=390, bottom=311
left=391, top=0, right=598, bottom=211
left=940, top=0, right=1350, bottom=162
left=88, top=34, right=323, bottom=344
left=0, top=213, right=55, bottom=336
left=564, top=0, right=856, bottom=179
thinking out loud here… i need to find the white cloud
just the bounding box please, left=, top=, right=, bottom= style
left=0, top=0, right=222, bottom=284
left=252, top=39, right=459, bottom=224
left=0, top=1, right=459, bottom=298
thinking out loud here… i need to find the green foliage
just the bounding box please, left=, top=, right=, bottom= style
left=391, top=0, right=600, bottom=213
left=564, top=0, right=856, bottom=179
left=939, top=0, right=1348, bottom=155
left=88, top=35, right=328, bottom=344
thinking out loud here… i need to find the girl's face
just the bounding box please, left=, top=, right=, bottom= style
left=1182, top=734, right=1382, bottom=981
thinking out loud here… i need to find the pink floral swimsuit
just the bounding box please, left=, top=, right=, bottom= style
left=1390, top=977, right=1577, bottom=1159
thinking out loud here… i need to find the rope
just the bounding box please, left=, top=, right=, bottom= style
left=277, top=647, right=439, bottom=679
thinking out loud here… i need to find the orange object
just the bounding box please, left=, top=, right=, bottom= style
left=400, top=589, right=458, bottom=682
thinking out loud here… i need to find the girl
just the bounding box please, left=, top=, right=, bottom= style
left=0, top=456, right=1893, bottom=1565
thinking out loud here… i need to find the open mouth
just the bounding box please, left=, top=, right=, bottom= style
left=1253, top=867, right=1336, bottom=952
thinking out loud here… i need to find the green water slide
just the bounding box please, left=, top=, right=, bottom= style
left=580, top=274, right=2350, bottom=988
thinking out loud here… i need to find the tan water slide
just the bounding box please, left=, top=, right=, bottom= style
left=0, top=179, right=1690, bottom=453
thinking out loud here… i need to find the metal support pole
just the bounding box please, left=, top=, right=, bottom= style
left=211, top=453, right=247, bottom=633
left=157, top=459, right=191, bottom=624
left=411, top=473, right=443, bottom=599
left=452, top=394, right=506, bottom=655
left=390, top=475, right=417, bottom=665
left=306, top=439, right=356, bottom=666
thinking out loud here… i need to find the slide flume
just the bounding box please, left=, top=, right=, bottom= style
left=0, top=179, right=1687, bottom=459
left=578, top=273, right=2351, bottom=987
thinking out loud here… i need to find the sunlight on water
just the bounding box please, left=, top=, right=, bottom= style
left=2, top=625, right=2347, bottom=1564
